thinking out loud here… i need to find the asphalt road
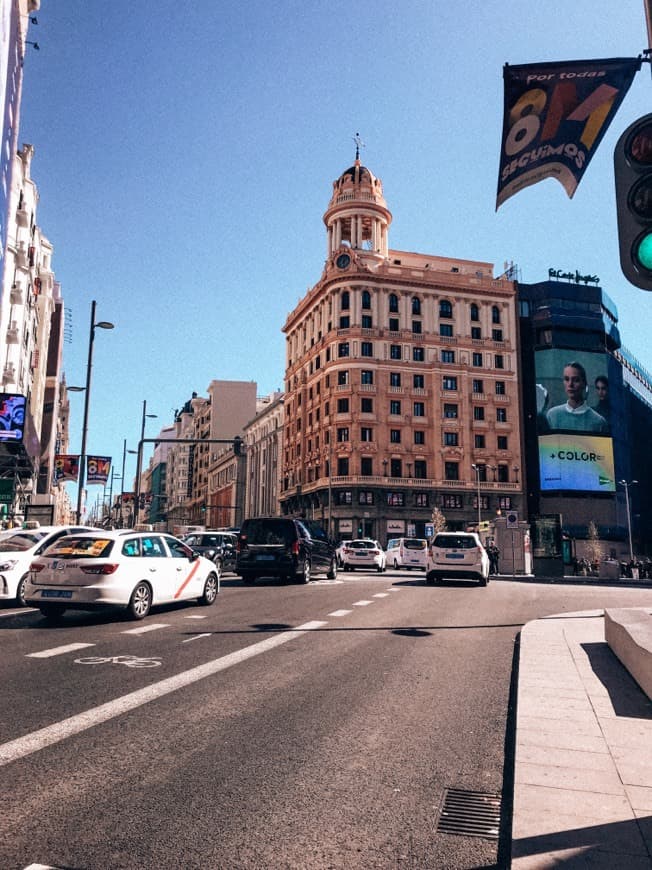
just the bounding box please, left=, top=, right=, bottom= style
left=1, top=571, right=650, bottom=870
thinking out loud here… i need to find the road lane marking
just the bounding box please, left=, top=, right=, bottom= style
left=1, top=620, right=327, bottom=767
left=182, top=633, right=212, bottom=643
left=184, top=614, right=207, bottom=619
left=373, top=593, right=389, bottom=598
left=27, top=643, right=95, bottom=659
left=328, top=609, right=353, bottom=617
left=0, top=607, right=37, bottom=618
left=121, top=623, right=170, bottom=635
left=352, top=600, right=373, bottom=606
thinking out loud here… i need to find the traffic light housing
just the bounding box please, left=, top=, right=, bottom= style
left=614, top=113, right=652, bottom=290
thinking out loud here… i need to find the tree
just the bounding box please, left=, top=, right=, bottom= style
left=431, top=507, right=447, bottom=536
left=585, top=520, right=603, bottom=568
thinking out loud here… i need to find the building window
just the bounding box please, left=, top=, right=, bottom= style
left=361, top=397, right=373, bottom=413
left=470, top=303, right=479, bottom=322
left=472, top=379, right=483, bottom=393
left=444, top=431, right=458, bottom=446
left=413, top=401, right=425, bottom=417
left=414, top=430, right=425, bottom=445
left=471, top=326, right=482, bottom=340
left=497, top=435, right=508, bottom=450
left=337, top=398, right=349, bottom=413
left=390, top=458, right=402, bottom=478
left=440, top=323, right=453, bottom=337
left=362, top=290, right=371, bottom=309
left=444, top=461, right=459, bottom=481
left=414, top=460, right=427, bottom=479
left=337, top=490, right=352, bottom=504
left=338, top=370, right=349, bottom=385
left=473, top=495, right=489, bottom=510
left=360, top=457, right=373, bottom=476
left=338, top=342, right=349, bottom=358
left=498, top=496, right=512, bottom=509
left=361, top=341, right=373, bottom=357
left=361, top=370, right=373, bottom=385
left=443, top=403, right=458, bottom=418
left=492, top=328, right=503, bottom=342
left=496, top=407, right=507, bottom=423
left=390, top=344, right=402, bottom=360
left=495, top=354, right=504, bottom=369
left=337, top=427, right=349, bottom=442
left=361, top=426, right=373, bottom=441
left=390, top=371, right=401, bottom=387
left=475, top=434, right=486, bottom=448
left=498, top=465, right=509, bottom=482
left=341, top=291, right=350, bottom=310
left=413, top=373, right=424, bottom=388
left=390, top=429, right=401, bottom=443
left=412, top=296, right=421, bottom=315
left=495, top=380, right=506, bottom=395
left=390, top=399, right=401, bottom=415
left=472, top=352, right=483, bottom=367
left=387, top=492, right=405, bottom=507
left=439, top=299, right=453, bottom=318
left=361, top=314, right=373, bottom=329
left=415, top=492, right=428, bottom=507
left=492, top=305, right=501, bottom=323
left=389, top=293, right=399, bottom=312
left=389, top=317, right=400, bottom=332
left=413, top=347, right=425, bottom=362
left=412, top=320, right=422, bottom=334
left=339, top=315, right=350, bottom=328
left=442, top=493, right=463, bottom=509
left=473, top=406, right=485, bottom=421
left=443, top=376, right=457, bottom=391
left=337, top=457, right=349, bottom=476
left=442, top=349, right=455, bottom=364
left=359, top=491, right=374, bottom=505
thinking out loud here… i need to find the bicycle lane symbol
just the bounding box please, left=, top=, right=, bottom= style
left=74, top=654, right=162, bottom=669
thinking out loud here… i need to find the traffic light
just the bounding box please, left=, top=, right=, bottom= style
left=614, top=113, right=652, bottom=290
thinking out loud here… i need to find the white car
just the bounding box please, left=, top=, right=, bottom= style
left=335, top=540, right=352, bottom=567
left=25, top=529, right=220, bottom=620
left=425, top=532, right=490, bottom=586
left=0, top=525, right=96, bottom=606
left=340, top=539, right=387, bottom=573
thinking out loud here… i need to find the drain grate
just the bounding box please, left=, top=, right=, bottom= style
left=436, top=788, right=501, bottom=839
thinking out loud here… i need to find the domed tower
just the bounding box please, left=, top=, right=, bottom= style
left=323, top=142, right=392, bottom=266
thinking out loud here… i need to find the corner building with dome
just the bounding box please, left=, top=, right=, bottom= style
left=280, top=151, right=524, bottom=543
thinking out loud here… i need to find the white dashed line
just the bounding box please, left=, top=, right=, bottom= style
left=121, top=623, right=170, bottom=635
left=352, top=600, right=373, bottom=606
left=182, top=633, right=212, bottom=643
left=373, top=593, right=389, bottom=598
left=184, top=614, right=208, bottom=619
left=328, top=609, right=353, bottom=617
left=27, top=643, right=95, bottom=659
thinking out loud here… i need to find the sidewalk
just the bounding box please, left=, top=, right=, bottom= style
left=512, top=609, right=652, bottom=868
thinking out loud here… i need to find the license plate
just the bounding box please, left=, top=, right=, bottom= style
left=41, top=589, right=73, bottom=598
left=256, top=554, right=275, bottom=561
left=445, top=553, right=464, bottom=559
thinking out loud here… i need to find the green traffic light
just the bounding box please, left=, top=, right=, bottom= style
left=635, top=232, right=652, bottom=271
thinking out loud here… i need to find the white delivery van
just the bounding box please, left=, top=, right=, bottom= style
left=385, top=537, right=428, bottom=570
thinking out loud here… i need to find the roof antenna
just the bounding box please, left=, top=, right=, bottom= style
left=353, top=132, right=365, bottom=162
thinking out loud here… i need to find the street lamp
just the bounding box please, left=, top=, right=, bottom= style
left=471, top=463, right=482, bottom=529
left=619, top=479, right=638, bottom=562
left=133, top=400, right=157, bottom=526
left=70, top=300, right=114, bottom=523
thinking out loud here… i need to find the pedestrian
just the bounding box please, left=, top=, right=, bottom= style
left=488, top=543, right=500, bottom=575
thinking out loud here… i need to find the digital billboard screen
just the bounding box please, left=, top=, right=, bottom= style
left=0, top=393, right=25, bottom=442
left=535, top=349, right=615, bottom=492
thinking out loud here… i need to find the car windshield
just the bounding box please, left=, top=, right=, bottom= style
left=433, top=535, right=477, bottom=549
left=188, top=535, right=220, bottom=547
left=243, top=520, right=296, bottom=546
left=0, top=532, right=45, bottom=551
left=44, top=536, right=115, bottom=558
left=349, top=541, right=374, bottom=550
left=404, top=539, right=426, bottom=550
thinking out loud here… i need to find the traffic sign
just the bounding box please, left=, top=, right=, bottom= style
left=506, top=511, right=519, bottom=528
left=614, top=113, right=652, bottom=290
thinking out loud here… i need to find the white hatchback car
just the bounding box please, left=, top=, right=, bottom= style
left=425, top=532, right=490, bottom=586
left=25, top=530, right=220, bottom=620
left=0, top=525, right=97, bottom=606
left=340, top=539, right=387, bottom=573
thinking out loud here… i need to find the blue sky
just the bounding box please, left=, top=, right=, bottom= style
left=17, top=0, right=652, bottom=497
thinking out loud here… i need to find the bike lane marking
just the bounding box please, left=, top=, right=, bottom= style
left=27, top=643, right=95, bottom=659
left=182, top=633, right=212, bottom=644
left=328, top=609, right=353, bottom=617
left=1, top=620, right=327, bottom=767
left=121, top=623, right=170, bottom=635
left=352, top=600, right=373, bottom=606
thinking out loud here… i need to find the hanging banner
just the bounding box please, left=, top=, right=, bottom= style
left=86, top=455, right=111, bottom=485
left=497, top=57, right=641, bottom=209
left=54, top=454, right=80, bottom=483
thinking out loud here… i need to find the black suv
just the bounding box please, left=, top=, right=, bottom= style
left=236, top=517, right=337, bottom=584
left=182, top=531, right=237, bottom=573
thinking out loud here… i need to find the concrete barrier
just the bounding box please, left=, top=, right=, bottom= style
left=604, top=608, right=652, bottom=701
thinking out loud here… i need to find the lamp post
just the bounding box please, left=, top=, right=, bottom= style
left=471, top=463, right=482, bottom=529
left=70, top=300, right=114, bottom=523
left=133, top=400, right=157, bottom=526
left=619, top=479, right=638, bottom=562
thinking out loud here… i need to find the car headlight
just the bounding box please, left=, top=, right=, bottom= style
left=0, top=559, right=19, bottom=571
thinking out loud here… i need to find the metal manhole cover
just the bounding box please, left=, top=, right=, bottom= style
left=436, top=788, right=501, bottom=839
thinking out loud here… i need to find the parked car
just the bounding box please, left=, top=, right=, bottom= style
left=183, top=531, right=237, bottom=572
left=25, top=530, right=220, bottom=620
left=385, top=537, right=428, bottom=570
left=236, top=517, right=337, bottom=584
left=0, top=525, right=97, bottom=606
left=339, top=539, right=387, bottom=572
left=425, top=532, right=490, bottom=586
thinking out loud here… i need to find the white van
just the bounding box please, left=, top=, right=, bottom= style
left=385, top=537, right=428, bottom=570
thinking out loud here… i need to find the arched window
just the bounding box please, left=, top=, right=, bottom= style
left=341, top=290, right=350, bottom=311
left=389, top=293, right=399, bottom=313
left=492, top=305, right=501, bottom=324
left=439, top=299, right=453, bottom=318
left=470, top=303, right=479, bottom=322
left=361, top=290, right=371, bottom=310
left=412, top=297, right=421, bottom=315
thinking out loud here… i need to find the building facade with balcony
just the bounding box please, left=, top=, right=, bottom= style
left=280, top=151, right=524, bottom=543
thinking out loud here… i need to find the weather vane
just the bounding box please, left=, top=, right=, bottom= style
left=353, top=132, right=365, bottom=160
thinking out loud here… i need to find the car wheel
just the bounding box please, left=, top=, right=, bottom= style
left=478, top=575, right=488, bottom=587
left=200, top=572, right=219, bottom=605
left=425, top=572, right=437, bottom=585
left=16, top=574, right=28, bottom=607
left=39, top=604, right=66, bottom=621
left=128, top=582, right=152, bottom=620
left=297, top=559, right=311, bottom=584
left=327, top=558, right=338, bottom=580
left=393, top=559, right=399, bottom=569
left=241, top=574, right=254, bottom=585
left=377, top=564, right=383, bottom=573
